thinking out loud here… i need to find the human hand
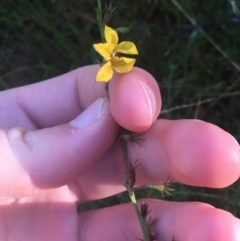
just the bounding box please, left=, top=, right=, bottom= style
left=0, top=65, right=239, bottom=240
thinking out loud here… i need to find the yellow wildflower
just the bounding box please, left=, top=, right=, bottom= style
left=93, top=25, right=138, bottom=82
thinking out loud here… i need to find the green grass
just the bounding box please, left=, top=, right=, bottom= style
left=1, top=0, right=240, bottom=217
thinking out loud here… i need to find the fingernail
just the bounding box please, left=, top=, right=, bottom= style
left=138, top=81, right=156, bottom=122
left=70, top=98, right=108, bottom=128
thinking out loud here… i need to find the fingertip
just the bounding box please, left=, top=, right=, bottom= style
left=163, top=120, right=240, bottom=187
left=149, top=200, right=240, bottom=241
left=175, top=204, right=240, bottom=241
left=196, top=208, right=240, bottom=241
left=109, top=67, right=161, bottom=132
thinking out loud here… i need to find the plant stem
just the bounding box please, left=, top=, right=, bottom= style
left=96, top=0, right=108, bottom=92
left=129, top=190, right=151, bottom=241
left=120, top=135, right=150, bottom=241
left=95, top=2, right=154, bottom=239
left=170, top=0, right=240, bottom=72
left=97, top=0, right=105, bottom=42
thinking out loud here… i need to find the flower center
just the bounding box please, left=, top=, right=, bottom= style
left=112, top=52, right=119, bottom=58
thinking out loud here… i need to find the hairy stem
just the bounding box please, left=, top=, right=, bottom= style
left=120, top=135, right=151, bottom=241
left=95, top=2, right=155, bottom=239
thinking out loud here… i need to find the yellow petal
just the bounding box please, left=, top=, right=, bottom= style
left=96, top=61, right=113, bottom=82
left=111, top=57, right=136, bottom=73
left=105, top=26, right=118, bottom=46
left=93, top=43, right=114, bottom=60
left=114, top=41, right=138, bottom=55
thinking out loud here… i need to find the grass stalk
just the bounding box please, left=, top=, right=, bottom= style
left=170, top=0, right=240, bottom=72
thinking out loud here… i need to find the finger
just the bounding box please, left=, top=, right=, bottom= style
left=0, top=199, right=78, bottom=241
left=75, top=119, right=240, bottom=201
left=1, top=66, right=161, bottom=132
left=0, top=98, right=118, bottom=197
left=79, top=199, right=240, bottom=241
left=109, top=68, right=161, bottom=131
left=129, top=119, right=240, bottom=187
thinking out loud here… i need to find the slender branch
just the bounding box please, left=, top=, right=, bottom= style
left=129, top=192, right=151, bottom=241
left=96, top=0, right=108, bottom=92
left=95, top=2, right=157, bottom=239
left=229, top=0, right=240, bottom=15
left=170, top=0, right=240, bottom=73
left=160, top=90, right=240, bottom=115
left=96, top=0, right=105, bottom=42
left=120, top=132, right=152, bottom=241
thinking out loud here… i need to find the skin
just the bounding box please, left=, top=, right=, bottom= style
left=0, top=65, right=239, bottom=240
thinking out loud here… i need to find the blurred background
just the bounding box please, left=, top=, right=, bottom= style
left=1, top=0, right=240, bottom=217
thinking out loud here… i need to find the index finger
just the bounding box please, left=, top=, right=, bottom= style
left=1, top=65, right=161, bottom=132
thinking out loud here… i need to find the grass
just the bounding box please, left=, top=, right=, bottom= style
left=1, top=0, right=240, bottom=217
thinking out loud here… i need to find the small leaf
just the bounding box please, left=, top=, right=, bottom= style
left=115, top=23, right=134, bottom=34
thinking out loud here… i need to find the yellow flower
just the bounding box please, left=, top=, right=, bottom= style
left=93, top=25, right=138, bottom=82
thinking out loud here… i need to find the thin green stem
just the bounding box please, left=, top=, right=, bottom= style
left=120, top=133, right=150, bottom=241
left=95, top=2, right=154, bottom=239
left=170, top=0, right=240, bottom=72
left=97, top=0, right=105, bottom=42
left=120, top=137, right=128, bottom=168
left=129, top=191, right=150, bottom=241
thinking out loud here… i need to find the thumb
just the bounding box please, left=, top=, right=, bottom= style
left=1, top=98, right=118, bottom=195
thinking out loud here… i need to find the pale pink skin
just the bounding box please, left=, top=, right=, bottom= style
left=0, top=65, right=239, bottom=240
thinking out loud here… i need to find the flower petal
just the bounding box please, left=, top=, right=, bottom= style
left=105, top=26, right=118, bottom=46
left=111, top=57, right=136, bottom=73
left=114, top=41, right=138, bottom=55
left=96, top=61, right=113, bottom=82
left=93, top=43, right=114, bottom=60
